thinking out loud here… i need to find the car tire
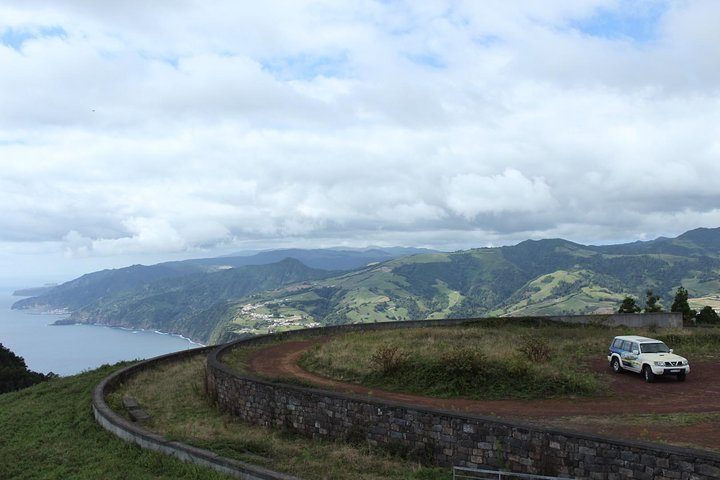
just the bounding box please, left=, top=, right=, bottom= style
left=611, top=357, right=622, bottom=373
left=643, top=365, right=655, bottom=383
left=677, top=371, right=686, bottom=382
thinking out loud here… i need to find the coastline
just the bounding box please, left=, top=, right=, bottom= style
left=50, top=319, right=205, bottom=347
left=12, top=301, right=205, bottom=346
left=2, top=291, right=207, bottom=376
left=18, top=308, right=71, bottom=316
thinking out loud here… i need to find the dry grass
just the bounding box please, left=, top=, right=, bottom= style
left=111, top=355, right=450, bottom=480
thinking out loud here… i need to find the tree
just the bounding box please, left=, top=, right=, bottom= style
left=618, top=296, right=641, bottom=313
left=696, top=306, right=720, bottom=325
left=0, top=343, right=54, bottom=394
left=670, top=286, right=696, bottom=322
left=644, top=289, right=662, bottom=313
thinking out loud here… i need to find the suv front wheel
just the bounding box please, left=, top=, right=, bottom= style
left=643, top=365, right=655, bottom=383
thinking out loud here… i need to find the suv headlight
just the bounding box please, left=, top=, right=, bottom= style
left=682, top=360, right=688, bottom=365
left=654, top=361, right=665, bottom=366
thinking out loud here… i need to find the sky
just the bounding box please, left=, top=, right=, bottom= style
left=1, top=0, right=720, bottom=285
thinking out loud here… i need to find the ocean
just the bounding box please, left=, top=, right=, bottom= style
left=0, top=288, right=201, bottom=376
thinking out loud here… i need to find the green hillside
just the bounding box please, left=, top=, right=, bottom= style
left=17, top=259, right=333, bottom=344
left=220, top=228, right=720, bottom=339
left=68, top=259, right=334, bottom=343
left=0, top=364, right=227, bottom=480
left=492, top=270, right=627, bottom=316
left=13, top=227, right=720, bottom=343
left=12, top=247, right=426, bottom=313
left=12, top=263, right=195, bottom=313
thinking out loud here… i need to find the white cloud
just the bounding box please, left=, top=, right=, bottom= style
left=0, top=0, right=719, bottom=275
left=444, top=170, right=556, bottom=219
left=62, top=218, right=186, bottom=257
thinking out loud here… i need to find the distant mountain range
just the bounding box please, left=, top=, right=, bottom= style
left=11, top=247, right=435, bottom=309
left=12, top=229, right=720, bottom=343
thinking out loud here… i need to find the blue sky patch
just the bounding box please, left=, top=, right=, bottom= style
left=405, top=52, right=445, bottom=69
left=570, top=2, right=668, bottom=42
left=1, top=26, right=67, bottom=50
left=0, top=138, right=26, bottom=146
left=261, top=52, right=349, bottom=80
left=138, top=50, right=180, bottom=68
left=473, top=34, right=502, bottom=47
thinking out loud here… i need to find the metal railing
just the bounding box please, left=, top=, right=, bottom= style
left=453, top=467, right=572, bottom=480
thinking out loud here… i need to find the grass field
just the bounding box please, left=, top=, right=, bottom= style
left=299, top=322, right=720, bottom=400
left=493, top=270, right=627, bottom=316
left=113, top=355, right=451, bottom=480
left=689, top=295, right=720, bottom=313
left=0, top=363, right=227, bottom=480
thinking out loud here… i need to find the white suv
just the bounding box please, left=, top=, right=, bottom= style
left=607, top=335, right=690, bottom=382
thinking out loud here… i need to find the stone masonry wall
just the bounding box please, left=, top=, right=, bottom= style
left=207, top=316, right=719, bottom=479
left=93, top=346, right=300, bottom=480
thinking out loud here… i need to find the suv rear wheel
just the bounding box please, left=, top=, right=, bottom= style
left=611, top=357, right=621, bottom=373
left=643, top=365, right=655, bottom=383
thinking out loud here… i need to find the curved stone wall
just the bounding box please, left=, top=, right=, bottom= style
left=207, top=318, right=720, bottom=479
left=92, top=347, right=299, bottom=480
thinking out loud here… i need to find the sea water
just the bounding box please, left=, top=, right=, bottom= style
left=0, top=288, right=201, bottom=376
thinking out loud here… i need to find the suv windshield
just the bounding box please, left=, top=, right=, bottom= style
left=640, top=342, right=671, bottom=353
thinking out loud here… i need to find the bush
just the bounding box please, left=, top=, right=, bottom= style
left=367, top=354, right=596, bottom=400
left=697, top=306, right=720, bottom=325
left=0, top=343, right=54, bottom=394
left=519, top=336, right=552, bottom=363
left=370, top=345, right=408, bottom=374
left=440, top=347, right=486, bottom=375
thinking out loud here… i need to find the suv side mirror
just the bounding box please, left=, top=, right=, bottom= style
left=670, top=349, right=674, bottom=353
left=632, top=349, right=639, bottom=355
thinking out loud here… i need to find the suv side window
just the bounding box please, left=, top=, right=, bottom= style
left=621, top=340, right=632, bottom=351
left=631, top=342, right=639, bottom=353
left=612, top=339, right=623, bottom=349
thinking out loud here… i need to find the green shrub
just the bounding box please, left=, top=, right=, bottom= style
left=0, top=343, right=55, bottom=394
left=440, top=347, right=486, bottom=375
left=518, top=336, right=552, bottom=363
left=370, top=344, right=409, bottom=374
left=697, top=306, right=720, bottom=325
left=363, top=354, right=596, bottom=400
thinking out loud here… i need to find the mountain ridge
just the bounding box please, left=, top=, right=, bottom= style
left=12, top=228, right=720, bottom=343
